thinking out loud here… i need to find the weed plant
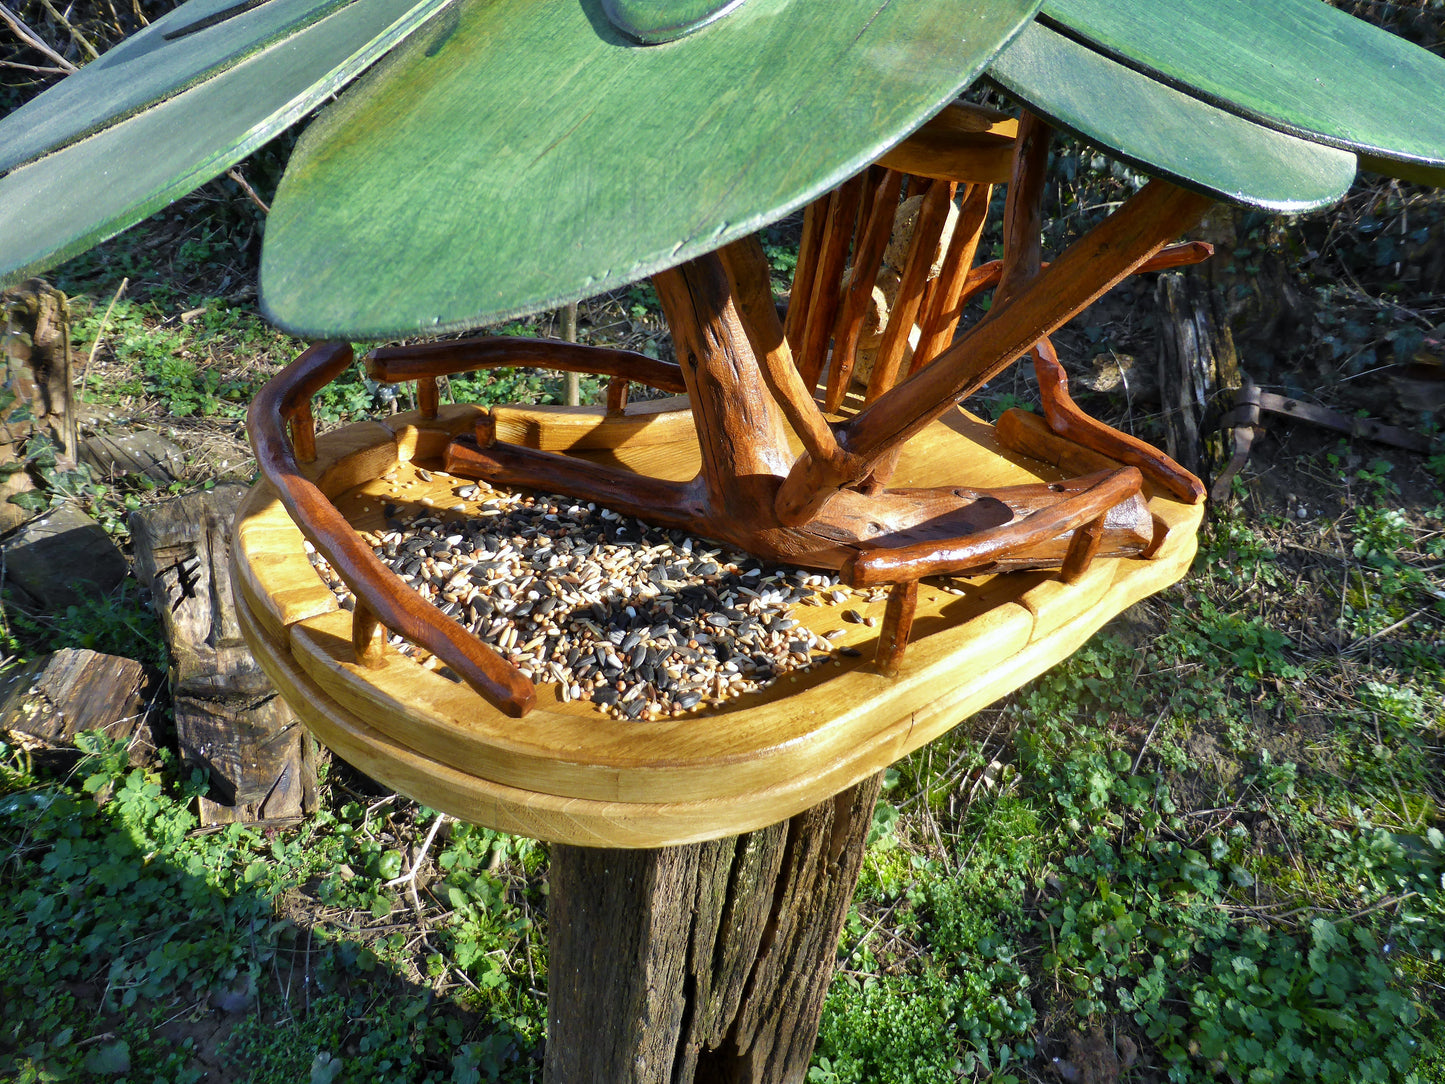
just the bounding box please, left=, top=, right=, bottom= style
left=812, top=468, right=1444, bottom=1083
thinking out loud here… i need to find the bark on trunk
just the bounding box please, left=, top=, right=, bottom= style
left=545, top=773, right=884, bottom=1084
left=1155, top=272, right=1241, bottom=481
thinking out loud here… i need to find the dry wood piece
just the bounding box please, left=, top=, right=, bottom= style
left=2, top=277, right=77, bottom=462
left=545, top=774, right=883, bottom=1084
left=0, top=648, right=155, bottom=768
left=1155, top=271, right=1242, bottom=487
left=131, top=485, right=315, bottom=824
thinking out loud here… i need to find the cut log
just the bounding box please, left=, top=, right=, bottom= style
left=544, top=773, right=884, bottom=1084
left=1, top=278, right=78, bottom=462
left=130, top=484, right=317, bottom=824
left=0, top=648, right=157, bottom=767
left=1154, top=272, right=1241, bottom=483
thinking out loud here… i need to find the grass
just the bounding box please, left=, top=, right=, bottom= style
left=2, top=372, right=1440, bottom=1083
left=0, top=125, right=1442, bottom=1083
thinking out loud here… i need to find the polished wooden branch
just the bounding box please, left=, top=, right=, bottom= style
left=248, top=341, right=536, bottom=717
left=366, top=336, right=687, bottom=394
left=254, top=107, right=1211, bottom=685
left=442, top=245, right=1156, bottom=588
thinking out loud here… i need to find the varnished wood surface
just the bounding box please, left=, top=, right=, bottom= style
left=258, top=0, right=1043, bottom=337
left=986, top=21, right=1357, bottom=213
left=248, top=342, right=536, bottom=716
left=875, top=103, right=1018, bottom=185
left=233, top=404, right=1202, bottom=846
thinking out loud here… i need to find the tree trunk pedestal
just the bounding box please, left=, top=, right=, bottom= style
left=544, top=773, right=884, bottom=1084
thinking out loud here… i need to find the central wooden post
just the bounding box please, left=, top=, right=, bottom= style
left=545, top=773, right=884, bottom=1084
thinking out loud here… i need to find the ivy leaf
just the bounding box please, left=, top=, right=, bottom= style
left=378, top=849, right=404, bottom=880
left=7, top=490, right=48, bottom=512
left=83, top=1039, right=130, bottom=1075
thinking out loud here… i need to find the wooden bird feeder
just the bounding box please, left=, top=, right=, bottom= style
left=232, top=100, right=1216, bottom=848
left=5, top=0, right=1445, bottom=1078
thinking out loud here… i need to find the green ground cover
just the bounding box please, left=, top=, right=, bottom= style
left=1, top=3, right=1443, bottom=1073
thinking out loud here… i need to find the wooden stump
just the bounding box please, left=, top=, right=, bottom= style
left=131, top=484, right=317, bottom=824
left=1154, top=272, right=1241, bottom=483
left=545, top=773, right=884, bottom=1084
left=1, top=278, right=78, bottom=462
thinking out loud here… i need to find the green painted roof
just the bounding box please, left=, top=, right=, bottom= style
left=988, top=21, right=1357, bottom=212
left=1042, top=0, right=1445, bottom=177
left=0, top=0, right=359, bottom=174
left=0, top=0, right=451, bottom=286
left=258, top=0, right=1041, bottom=338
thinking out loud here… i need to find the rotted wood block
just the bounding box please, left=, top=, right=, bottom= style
left=1, top=278, right=78, bottom=463
left=131, top=483, right=316, bottom=824
left=545, top=773, right=884, bottom=1084
left=0, top=648, right=156, bottom=767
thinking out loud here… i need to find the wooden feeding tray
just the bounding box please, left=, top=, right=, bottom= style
left=230, top=100, right=1227, bottom=849
left=233, top=389, right=1201, bottom=848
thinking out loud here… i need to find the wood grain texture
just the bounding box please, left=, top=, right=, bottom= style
left=863, top=178, right=955, bottom=401
left=986, top=20, right=1358, bottom=212
left=777, top=180, right=1213, bottom=520
left=911, top=181, right=992, bottom=374
left=544, top=776, right=879, bottom=1084
left=248, top=342, right=536, bottom=716
left=233, top=404, right=1203, bottom=847
left=875, top=102, right=1018, bottom=184
left=365, top=337, right=686, bottom=394
left=719, top=236, right=845, bottom=472
left=783, top=195, right=827, bottom=355
left=842, top=468, right=1143, bottom=587
left=796, top=175, right=864, bottom=390
left=260, top=0, right=1043, bottom=338
left=1031, top=336, right=1204, bottom=502
left=432, top=254, right=1155, bottom=578
left=823, top=168, right=906, bottom=412
left=1041, top=0, right=1445, bottom=173
left=0, top=0, right=448, bottom=286
left=132, top=484, right=316, bottom=824
left=487, top=397, right=693, bottom=453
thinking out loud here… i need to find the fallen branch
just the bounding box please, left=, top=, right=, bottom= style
left=225, top=167, right=271, bottom=215
left=79, top=275, right=127, bottom=398
left=0, top=0, right=78, bottom=72
left=36, top=0, right=99, bottom=61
